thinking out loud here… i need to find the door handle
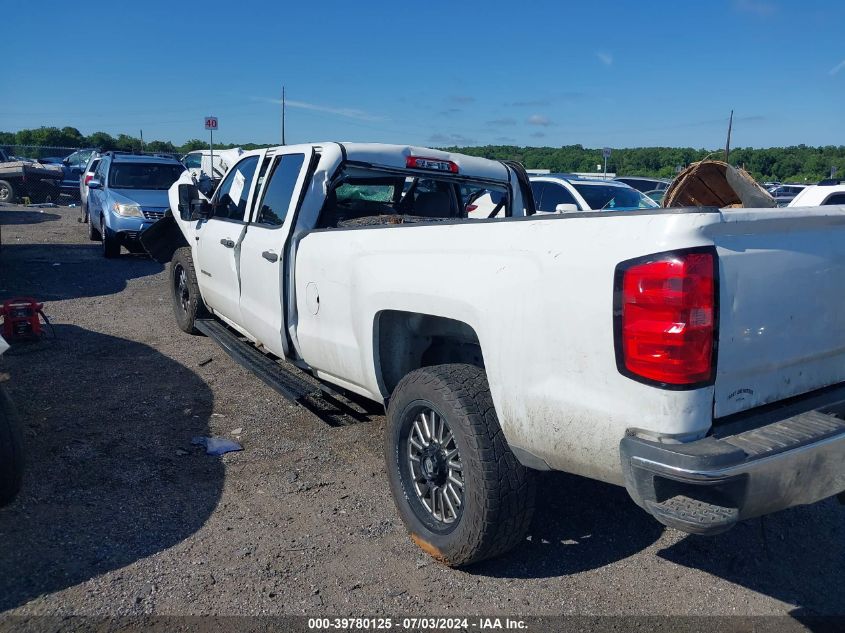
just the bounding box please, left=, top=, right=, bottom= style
left=220, top=238, right=235, bottom=248
left=262, top=250, right=279, bottom=263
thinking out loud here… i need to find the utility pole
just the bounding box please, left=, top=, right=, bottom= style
left=140, top=129, right=144, bottom=153
left=281, top=85, right=286, bottom=145
left=724, top=109, right=733, bottom=162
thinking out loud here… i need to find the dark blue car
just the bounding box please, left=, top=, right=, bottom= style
left=42, top=149, right=96, bottom=199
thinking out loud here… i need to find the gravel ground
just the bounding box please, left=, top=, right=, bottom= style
left=0, top=204, right=843, bottom=619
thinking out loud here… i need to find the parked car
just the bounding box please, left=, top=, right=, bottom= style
left=614, top=176, right=671, bottom=193
left=143, top=142, right=845, bottom=567
left=788, top=180, right=845, bottom=207
left=182, top=148, right=243, bottom=180
left=86, top=153, right=186, bottom=257
left=78, top=152, right=102, bottom=223
left=533, top=175, right=659, bottom=212
left=43, top=149, right=96, bottom=199
left=469, top=176, right=657, bottom=218
left=769, top=184, right=807, bottom=207
left=644, top=189, right=665, bottom=205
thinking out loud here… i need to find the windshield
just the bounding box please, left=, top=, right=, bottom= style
left=572, top=183, right=658, bottom=210
left=108, top=162, right=185, bottom=190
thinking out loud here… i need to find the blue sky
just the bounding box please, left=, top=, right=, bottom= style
left=4, top=0, right=843, bottom=148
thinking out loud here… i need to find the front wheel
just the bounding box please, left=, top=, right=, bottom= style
left=0, top=180, right=15, bottom=204
left=101, top=217, right=120, bottom=258
left=170, top=247, right=207, bottom=334
left=385, top=364, right=536, bottom=567
left=87, top=214, right=101, bottom=241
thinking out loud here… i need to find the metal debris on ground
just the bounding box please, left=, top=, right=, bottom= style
left=191, top=436, right=243, bottom=456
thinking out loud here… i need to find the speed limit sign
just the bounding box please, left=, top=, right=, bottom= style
left=204, top=116, right=218, bottom=130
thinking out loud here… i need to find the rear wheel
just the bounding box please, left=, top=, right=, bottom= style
left=171, top=247, right=207, bottom=334
left=385, top=364, right=536, bottom=567
left=101, top=216, right=120, bottom=258
left=0, top=180, right=15, bottom=204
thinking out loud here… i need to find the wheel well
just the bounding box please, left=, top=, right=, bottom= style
left=375, top=311, right=484, bottom=397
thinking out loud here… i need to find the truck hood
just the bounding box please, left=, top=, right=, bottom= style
left=708, top=205, right=845, bottom=417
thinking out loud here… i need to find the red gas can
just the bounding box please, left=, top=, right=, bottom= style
left=1, top=298, right=44, bottom=341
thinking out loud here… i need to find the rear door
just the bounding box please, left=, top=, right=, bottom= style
left=711, top=208, right=845, bottom=417
left=238, top=148, right=312, bottom=357
left=194, top=153, right=262, bottom=323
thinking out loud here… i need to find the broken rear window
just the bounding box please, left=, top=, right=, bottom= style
left=318, top=165, right=511, bottom=229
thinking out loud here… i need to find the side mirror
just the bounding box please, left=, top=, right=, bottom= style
left=190, top=199, right=212, bottom=221
left=555, top=203, right=578, bottom=213
left=177, top=183, right=211, bottom=221
left=87, top=179, right=102, bottom=190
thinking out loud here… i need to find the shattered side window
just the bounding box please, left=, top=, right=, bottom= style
left=335, top=183, right=395, bottom=203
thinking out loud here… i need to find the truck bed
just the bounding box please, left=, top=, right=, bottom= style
left=292, top=205, right=845, bottom=484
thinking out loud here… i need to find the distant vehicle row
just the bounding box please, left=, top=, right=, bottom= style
left=468, top=174, right=658, bottom=218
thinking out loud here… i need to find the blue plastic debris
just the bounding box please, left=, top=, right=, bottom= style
left=191, top=435, right=243, bottom=456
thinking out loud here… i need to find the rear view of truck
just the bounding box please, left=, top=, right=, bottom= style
left=617, top=207, right=845, bottom=535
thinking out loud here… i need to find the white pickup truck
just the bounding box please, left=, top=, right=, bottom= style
left=142, top=142, right=845, bottom=567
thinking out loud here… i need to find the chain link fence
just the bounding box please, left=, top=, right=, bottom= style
left=0, top=145, right=180, bottom=205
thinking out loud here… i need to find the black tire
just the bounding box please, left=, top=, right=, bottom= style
left=385, top=363, right=536, bottom=567
left=0, top=180, right=15, bottom=204
left=170, top=247, right=207, bottom=334
left=0, top=384, right=25, bottom=507
left=87, top=215, right=101, bottom=241
left=101, top=217, right=120, bottom=258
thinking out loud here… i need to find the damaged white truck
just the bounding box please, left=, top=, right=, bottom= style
left=142, top=142, right=845, bottom=566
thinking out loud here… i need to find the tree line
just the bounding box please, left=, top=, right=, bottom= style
left=447, top=144, right=845, bottom=183
left=2, top=126, right=843, bottom=182
left=0, top=126, right=265, bottom=158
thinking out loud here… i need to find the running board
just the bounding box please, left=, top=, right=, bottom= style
left=194, top=318, right=371, bottom=426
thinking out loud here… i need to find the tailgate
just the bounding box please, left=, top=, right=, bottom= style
left=709, top=207, right=845, bottom=417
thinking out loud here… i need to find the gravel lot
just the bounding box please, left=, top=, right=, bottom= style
left=0, top=203, right=843, bottom=619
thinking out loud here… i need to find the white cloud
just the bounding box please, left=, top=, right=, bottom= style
left=830, top=59, right=845, bottom=76
left=251, top=96, right=383, bottom=122
left=527, top=114, right=551, bottom=127
left=428, top=132, right=476, bottom=146
left=596, top=51, right=613, bottom=66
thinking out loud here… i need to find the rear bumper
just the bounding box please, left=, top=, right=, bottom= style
left=620, top=391, right=845, bottom=535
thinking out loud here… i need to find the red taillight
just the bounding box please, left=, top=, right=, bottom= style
left=616, top=249, right=716, bottom=386
left=465, top=204, right=478, bottom=212
left=84, top=174, right=93, bottom=185
left=406, top=156, right=459, bottom=173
